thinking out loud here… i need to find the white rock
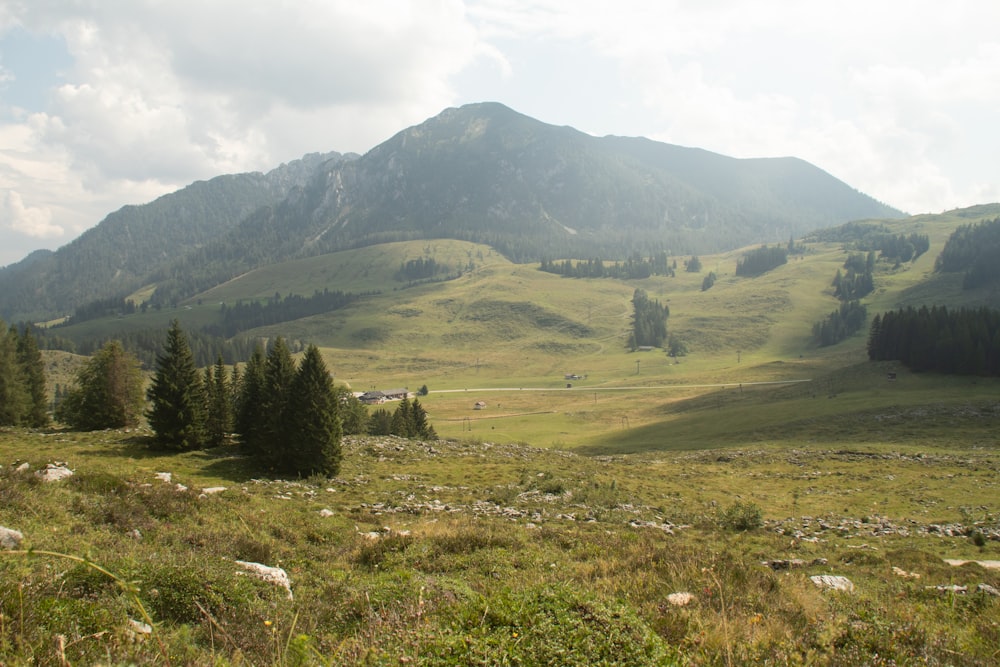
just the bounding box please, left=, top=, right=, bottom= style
left=319, top=509, right=335, bottom=517
left=667, top=592, right=695, bottom=607
left=154, top=472, right=172, bottom=483
left=235, top=560, right=293, bottom=600
left=15, top=462, right=30, bottom=472
left=810, top=575, right=854, bottom=592
left=0, top=526, right=23, bottom=550
left=128, top=619, right=152, bottom=635
left=35, top=464, right=73, bottom=482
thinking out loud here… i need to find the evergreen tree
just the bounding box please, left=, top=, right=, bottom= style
left=235, top=344, right=266, bottom=456
left=146, top=320, right=206, bottom=450
left=258, top=337, right=296, bottom=468
left=283, top=345, right=342, bottom=476
left=390, top=397, right=415, bottom=437
left=204, top=356, right=233, bottom=447
left=368, top=408, right=393, bottom=435
left=15, top=326, right=48, bottom=427
left=410, top=398, right=436, bottom=440
left=335, top=386, right=369, bottom=435
left=0, top=323, right=27, bottom=426
left=58, top=340, right=145, bottom=430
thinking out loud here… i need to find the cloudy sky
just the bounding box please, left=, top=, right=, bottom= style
left=1, top=1, right=998, bottom=267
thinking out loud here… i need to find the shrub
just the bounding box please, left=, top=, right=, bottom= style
left=718, top=501, right=763, bottom=531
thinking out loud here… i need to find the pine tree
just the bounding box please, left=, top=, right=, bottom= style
left=0, top=323, right=27, bottom=426
left=235, top=344, right=266, bottom=456
left=146, top=320, right=206, bottom=450
left=15, top=326, right=48, bottom=427
left=368, top=408, right=393, bottom=435
left=410, top=398, right=436, bottom=440
left=283, top=345, right=342, bottom=476
left=257, top=337, right=296, bottom=469
left=204, top=356, right=232, bottom=447
left=391, top=397, right=415, bottom=437
left=58, top=340, right=145, bottom=430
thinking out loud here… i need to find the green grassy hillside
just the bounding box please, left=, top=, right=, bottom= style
left=5, top=207, right=1000, bottom=665
left=47, top=206, right=1000, bottom=450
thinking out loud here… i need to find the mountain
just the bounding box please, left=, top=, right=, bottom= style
left=0, top=102, right=902, bottom=321
left=0, top=151, right=352, bottom=320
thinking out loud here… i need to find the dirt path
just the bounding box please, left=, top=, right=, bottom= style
left=945, top=559, right=1000, bottom=569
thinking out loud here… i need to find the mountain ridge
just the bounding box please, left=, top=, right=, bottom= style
left=1, top=102, right=903, bottom=321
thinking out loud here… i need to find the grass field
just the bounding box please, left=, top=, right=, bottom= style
left=6, top=207, right=1000, bottom=664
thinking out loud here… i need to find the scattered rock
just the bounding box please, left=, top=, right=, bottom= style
left=977, top=583, right=999, bottom=597
left=0, top=526, right=23, bottom=550
left=810, top=575, right=854, bottom=592
left=667, top=592, right=695, bottom=607
left=15, top=462, right=30, bottom=472
left=892, top=566, right=920, bottom=579
left=198, top=487, right=226, bottom=499
left=927, top=584, right=967, bottom=594
left=235, top=560, right=293, bottom=600
left=763, top=558, right=806, bottom=570
left=128, top=619, right=152, bottom=636
left=319, top=509, right=335, bottom=517
left=154, top=472, right=172, bottom=483
left=35, top=463, right=73, bottom=482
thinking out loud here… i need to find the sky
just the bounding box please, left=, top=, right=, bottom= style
left=1, top=1, right=999, bottom=267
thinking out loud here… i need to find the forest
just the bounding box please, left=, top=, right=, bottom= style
left=867, top=305, right=1000, bottom=375
left=935, top=217, right=1000, bottom=289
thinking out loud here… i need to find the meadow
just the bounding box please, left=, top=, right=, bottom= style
left=3, top=207, right=999, bottom=664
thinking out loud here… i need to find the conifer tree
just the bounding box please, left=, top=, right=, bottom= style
left=204, top=356, right=232, bottom=447
left=391, top=397, right=414, bottom=437
left=146, top=320, right=206, bottom=450
left=410, top=398, right=436, bottom=440
left=0, top=323, right=28, bottom=426
left=15, top=326, right=48, bottom=427
left=283, top=345, right=342, bottom=476
left=235, top=344, right=267, bottom=456
left=58, top=340, right=144, bottom=430
left=258, top=337, right=296, bottom=468
left=367, top=408, right=393, bottom=435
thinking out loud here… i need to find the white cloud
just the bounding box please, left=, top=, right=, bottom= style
left=2, top=189, right=61, bottom=238
left=1, top=0, right=1000, bottom=268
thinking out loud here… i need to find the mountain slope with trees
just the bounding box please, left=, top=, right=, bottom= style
left=0, top=152, right=350, bottom=320
left=0, top=103, right=901, bottom=321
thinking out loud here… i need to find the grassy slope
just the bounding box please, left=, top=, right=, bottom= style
left=47, top=207, right=1000, bottom=451
left=6, top=207, right=1000, bottom=665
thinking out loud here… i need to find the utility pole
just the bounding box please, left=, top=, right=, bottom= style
left=636, top=359, right=640, bottom=375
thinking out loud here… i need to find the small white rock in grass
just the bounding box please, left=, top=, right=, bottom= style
left=0, top=526, right=23, bottom=550
left=810, top=575, right=854, bottom=592
left=667, top=592, right=695, bottom=607
left=35, top=463, right=73, bottom=482
left=235, top=561, right=293, bottom=600
left=129, top=619, right=153, bottom=636
left=154, top=472, right=172, bottom=483
left=319, top=509, right=335, bottom=517
left=198, top=487, right=226, bottom=498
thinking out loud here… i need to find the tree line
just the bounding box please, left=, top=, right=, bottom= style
left=812, top=301, right=867, bottom=347
left=935, top=217, right=1000, bottom=290
left=628, top=288, right=669, bottom=350
left=205, top=289, right=363, bottom=338
left=735, top=245, right=787, bottom=277
left=0, top=322, right=49, bottom=428
left=56, top=321, right=438, bottom=477
left=539, top=253, right=675, bottom=280
left=868, top=306, right=1000, bottom=375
